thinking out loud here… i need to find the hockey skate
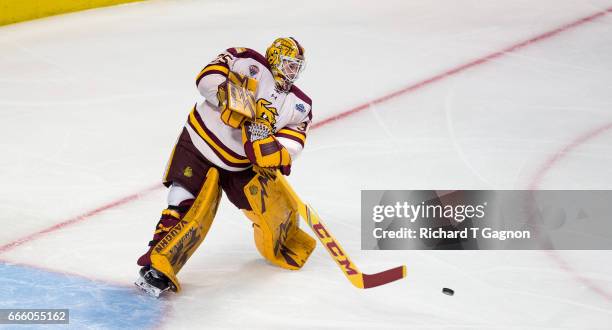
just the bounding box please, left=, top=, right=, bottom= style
left=134, top=266, right=176, bottom=298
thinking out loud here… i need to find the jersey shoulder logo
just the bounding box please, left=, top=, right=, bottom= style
left=249, top=65, right=259, bottom=77
left=256, top=98, right=279, bottom=129
left=295, top=103, right=306, bottom=113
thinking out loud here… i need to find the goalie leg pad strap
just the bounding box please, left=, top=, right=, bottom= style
left=150, top=168, right=222, bottom=292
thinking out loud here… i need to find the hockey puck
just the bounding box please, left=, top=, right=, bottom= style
left=442, top=288, right=454, bottom=296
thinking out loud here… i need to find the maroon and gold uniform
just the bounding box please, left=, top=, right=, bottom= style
left=161, top=47, right=311, bottom=207
left=188, top=47, right=311, bottom=172
left=136, top=38, right=312, bottom=297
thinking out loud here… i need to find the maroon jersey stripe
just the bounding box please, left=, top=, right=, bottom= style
left=290, top=85, right=312, bottom=107
left=187, top=119, right=250, bottom=168
left=278, top=127, right=306, bottom=138
left=196, top=69, right=228, bottom=86
left=191, top=110, right=248, bottom=161
left=276, top=133, right=305, bottom=147
left=227, top=47, right=271, bottom=70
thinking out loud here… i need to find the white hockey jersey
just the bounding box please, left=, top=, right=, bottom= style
left=184, top=47, right=312, bottom=172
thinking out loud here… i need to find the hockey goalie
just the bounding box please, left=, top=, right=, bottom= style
left=135, top=37, right=316, bottom=297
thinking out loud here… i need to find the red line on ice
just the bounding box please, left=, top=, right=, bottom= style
left=0, top=184, right=162, bottom=254
left=527, top=122, right=612, bottom=301
left=528, top=123, right=612, bottom=190
left=312, top=6, right=612, bottom=129
left=1, top=7, right=610, bottom=256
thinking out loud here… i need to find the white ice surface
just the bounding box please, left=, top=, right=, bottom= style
left=1, top=0, right=612, bottom=328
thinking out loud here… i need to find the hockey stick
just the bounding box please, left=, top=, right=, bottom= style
left=277, top=174, right=406, bottom=289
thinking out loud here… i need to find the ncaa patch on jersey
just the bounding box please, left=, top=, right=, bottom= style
left=249, top=65, right=259, bottom=77
left=296, top=103, right=306, bottom=113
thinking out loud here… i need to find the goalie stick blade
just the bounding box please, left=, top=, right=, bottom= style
left=360, top=265, right=407, bottom=289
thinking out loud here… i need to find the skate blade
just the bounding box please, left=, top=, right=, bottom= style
left=134, top=276, right=169, bottom=298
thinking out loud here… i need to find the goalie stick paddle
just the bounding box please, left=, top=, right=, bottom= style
left=277, top=174, right=407, bottom=289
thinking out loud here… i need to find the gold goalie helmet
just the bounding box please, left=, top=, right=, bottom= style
left=265, top=37, right=305, bottom=91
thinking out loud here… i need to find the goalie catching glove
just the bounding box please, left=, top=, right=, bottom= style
left=242, top=120, right=292, bottom=175
left=242, top=96, right=292, bottom=175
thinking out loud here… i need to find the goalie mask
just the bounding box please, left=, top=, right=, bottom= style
left=266, top=37, right=305, bottom=91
